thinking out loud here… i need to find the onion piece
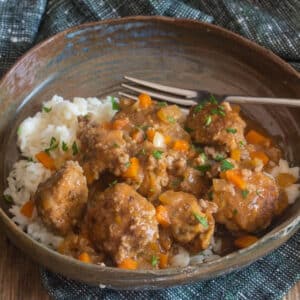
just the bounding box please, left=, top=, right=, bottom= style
left=153, top=132, right=166, bottom=148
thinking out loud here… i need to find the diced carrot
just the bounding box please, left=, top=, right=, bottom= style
left=173, top=140, right=190, bottom=152
left=122, top=157, right=140, bottom=178
left=231, top=104, right=241, bottom=113
left=234, top=235, right=258, bottom=249
left=250, top=151, right=269, bottom=166
left=35, top=151, right=56, bottom=170
left=131, top=129, right=144, bottom=143
left=112, top=118, right=129, bottom=130
left=231, top=149, right=241, bottom=162
left=225, top=169, right=246, bottom=190
left=147, top=128, right=156, bottom=142
left=118, top=258, right=138, bottom=270
left=276, top=173, right=297, bottom=188
left=78, top=252, right=91, bottom=263
left=156, top=205, right=171, bottom=227
left=245, top=130, right=271, bottom=147
left=20, top=200, right=34, bottom=218
left=101, top=121, right=112, bottom=130
left=138, top=93, right=152, bottom=109
left=164, top=135, right=172, bottom=145
left=159, top=253, right=169, bottom=269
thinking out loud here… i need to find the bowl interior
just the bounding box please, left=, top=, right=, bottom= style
left=0, top=17, right=299, bottom=288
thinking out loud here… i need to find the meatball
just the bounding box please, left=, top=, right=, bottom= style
left=212, top=170, right=280, bottom=232
left=77, top=117, right=131, bottom=183
left=185, top=102, right=246, bottom=151
left=35, top=161, right=88, bottom=236
left=158, top=191, right=217, bottom=249
left=86, top=183, right=159, bottom=266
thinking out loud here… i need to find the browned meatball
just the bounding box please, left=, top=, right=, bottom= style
left=159, top=191, right=217, bottom=249
left=185, top=102, right=246, bottom=151
left=35, top=161, right=88, bottom=236
left=86, top=183, right=159, bottom=266
left=212, top=170, right=280, bottom=232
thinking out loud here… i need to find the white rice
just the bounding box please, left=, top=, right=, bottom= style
left=4, top=95, right=117, bottom=248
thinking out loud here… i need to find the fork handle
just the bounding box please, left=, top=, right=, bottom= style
left=225, top=96, right=300, bottom=107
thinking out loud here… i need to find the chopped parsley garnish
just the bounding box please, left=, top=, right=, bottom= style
left=233, top=209, right=238, bottom=216
left=167, top=116, right=176, bottom=124
left=204, top=115, right=212, bottom=126
left=152, top=150, right=164, bottom=160
left=62, top=141, right=68, bottom=152
left=45, top=137, right=59, bottom=154
left=151, top=255, right=159, bottom=267
left=239, top=141, right=245, bottom=148
left=72, top=141, right=79, bottom=155
left=209, top=95, right=218, bottom=104
left=194, top=104, right=204, bottom=113
left=220, top=159, right=234, bottom=171
left=138, top=148, right=146, bottom=156
left=208, top=191, right=213, bottom=201
left=26, top=157, right=34, bottom=162
left=113, top=143, right=119, bottom=148
left=184, top=126, right=194, bottom=133
left=215, top=154, right=225, bottom=162
left=211, top=105, right=225, bottom=117
left=157, top=101, right=168, bottom=107
left=109, top=180, right=118, bottom=187
left=111, top=97, right=120, bottom=111
left=200, top=152, right=207, bottom=162
left=3, top=194, right=13, bottom=204
left=43, top=106, right=52, bottom=113
left=135, top=124, right=149, bottom=131
left=241, top=189, right=249, bottom=198
left=191, top=144, right=203, bottom=154
left=226, top=128, right=237, bottom=134
left=195, top=164, right=211, bottom=173
left=125, top=161, right=131, bottom=168
left=193, top=212, right=208, bottom=228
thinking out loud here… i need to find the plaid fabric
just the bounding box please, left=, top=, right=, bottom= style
left=0, top=1, right=299, bottom=299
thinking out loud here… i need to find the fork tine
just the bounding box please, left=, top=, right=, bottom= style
left=124, top=76, right=197, bottom=98
left=118, top=91, right=138, bottom=100
left=121, top=83, right=197, bottom=106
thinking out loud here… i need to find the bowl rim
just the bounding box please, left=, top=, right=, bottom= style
left=0, top=16, right=299, bottom=288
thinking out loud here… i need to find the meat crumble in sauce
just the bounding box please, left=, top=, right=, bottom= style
left=33, top=93, right=295, bottom=269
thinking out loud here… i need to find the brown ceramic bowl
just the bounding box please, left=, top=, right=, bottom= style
left=0, top=16, right=299, bottom=289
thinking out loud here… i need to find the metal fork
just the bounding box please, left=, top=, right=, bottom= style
left=119, top=76, right=300, bottom=107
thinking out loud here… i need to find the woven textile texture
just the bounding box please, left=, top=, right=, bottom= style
left=0, top=0, right=299, bottom=299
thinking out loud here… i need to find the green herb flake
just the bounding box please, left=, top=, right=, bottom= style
left=167, top=116, right=176, bottom=124
left=138, top=148, right=146, bottom=156
left=204, top=115, right=212, bottom=126
left=151, top=255, right=159, bottom=267
left=109, top=180, right=118, bottom=188
left=210, top=106, right=225, bottom=117
left=125, top=161, right=131, bottom=168
left=72, top=141, right=79, bottom=155
left=62, top=141, right=69, bottom=152
left=194, top=104, right=203, bottom=113
left=239, top=141, right=245, bottom=148
left=195, top=164, right=211, bottom=173
left=233, top=209, right=238, bottom=216
left=3, top=194, right=13, bottom=204
left=209, top=95, right=218, bottom=104
left=152, top=150, right=164, bottom=160
left=200, top=153, right=207, bottom=162
left=220, top=159, right=234, bottom=171
left=26, top=157, right=34, bottom=162
left=184, top=126, right=194, bottom=133
left=157, top=101, right=168, bottom=107
left=193, top=212, right=208, bottom=228
left=215, top=154, right=225, bottom=162
left=208, top=191, right=213, bottom=201
left=191, top=144, right=204, bottom=154
left=111, top=97, right=120, bottom=111
left=43, top=106, right=52, bottom=113
left=45, top=137, right=59, bottom=154
left=241, top=189, right=249, bottom=199
left=226, top=128, right=237, bottom=134
left=113, top=143, right=119, bottom=148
